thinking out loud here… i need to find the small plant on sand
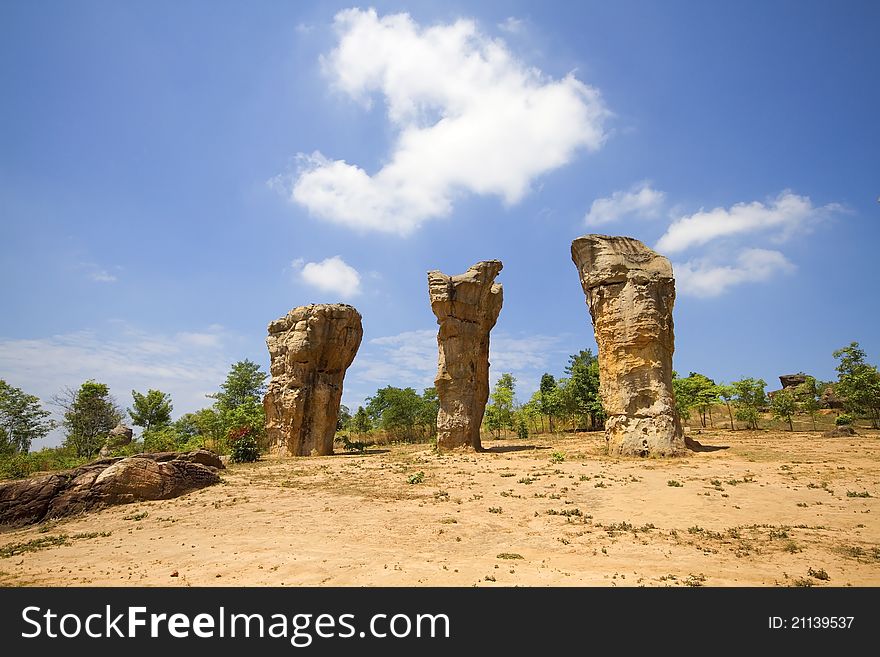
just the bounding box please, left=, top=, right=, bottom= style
left=550, top=451, right=565, bottom=464
left=407, top=471, right=425, bottom=485
left=834, top=413, right=853, bottom=426
left=667, top=480, right=683, bottom=487
left=807, top=567, right=830, bottom=581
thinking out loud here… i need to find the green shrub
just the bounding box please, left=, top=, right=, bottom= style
left=0, top=453, right=34, bottom=479
left=229, top=426, right=260, bottom=463
left=516, top=417, right=529, bottom=440
left=835, top=414, right=853, bottom=426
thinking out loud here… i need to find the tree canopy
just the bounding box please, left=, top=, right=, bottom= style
left=55, top=381, right=122, bottom=458
left=0, top=380, right=55, bottom=454
left=128, top=389, right=173, bottom=433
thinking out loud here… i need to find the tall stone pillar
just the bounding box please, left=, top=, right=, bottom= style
left=428, top=261, right=503, bottom=451
left=263, top=304, right=363, bottom=456
left=571, top=235, right=684, bottom=456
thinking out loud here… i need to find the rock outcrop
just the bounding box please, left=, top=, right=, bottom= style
left=263, top=304, right=363, bottom=456
left=0, top=449, right=223, bottom=527
left=428, top=261, right=503, bottom=451
left=571, top=235, right=684, bottom=456
left=99, top=422, right=134, bottom=457
left=779, top=373, right=808, bottom=389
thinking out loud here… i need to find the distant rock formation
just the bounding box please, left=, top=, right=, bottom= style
left=779, top=373, right=808, bottom=389
left=99, top=422, right=134, bottom=457
left=820, top=386, right=845, bottom=410
left=428, top=261, right=503, bottom=451
left=571, top=235, right=684, bottom=456
left=0, top=449, right=223, bottom=527
left=263, top=304, right=363, bottom=456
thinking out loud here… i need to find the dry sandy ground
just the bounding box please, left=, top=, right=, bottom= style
left=1, top=428, right=878, bottom=587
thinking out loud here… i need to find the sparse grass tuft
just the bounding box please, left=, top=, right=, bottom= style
left=807, top=567, right=830, bottom=581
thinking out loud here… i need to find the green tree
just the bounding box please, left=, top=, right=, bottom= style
left=484, top=373, right=516, bottom=438
left=209, top=359, right=267, bottom=413
left=564, top=350, right=604, bottom=430
left=717, top=385, right=737, bottom=430
left=672, top=372, right=718, bottom=427
left=352, top=406, right=372, bottom=437
left=417, top=387, right=440, bottom=438
left=731, top=377, right=766, bottom=430
left=672, top=372, right=693, bottom=422
left=55, top=381, right=122, bottom=458
left=539, top=373, right=560, bottom=433
left=524, top=393, right=544, bottom=433
left=833, top=342, right=880, bottom=428
left=0, top=380, right=55, bottom=454
left=365, top=386, right=426, bottom=441
left=208, top=360, right=269, bottom=451
left=770, top=388, right=797, bottom=431
left=128, top=389, right=173, bottom=433
left=176, top=408, right=226, bottom=449
left=337, top=405, right=352, bottom=433
left=796, top=376, right=821, bottom=431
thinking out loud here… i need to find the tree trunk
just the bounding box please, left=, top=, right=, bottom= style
left=726, top=404, right=734, bottom=431
left=788, top=416, right=793, bottom=432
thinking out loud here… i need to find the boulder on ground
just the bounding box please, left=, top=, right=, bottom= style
left=0, top=449, right=223, bottom=527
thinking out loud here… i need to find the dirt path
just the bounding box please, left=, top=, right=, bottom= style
left=2, top=429, right=878, bottom=587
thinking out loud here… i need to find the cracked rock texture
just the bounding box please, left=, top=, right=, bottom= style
left=0, top=449, right=223, bottom=527
left=428, top=261, right=503, bottom=451
left=571, top=235, right=685, bottom=456
left=263, top=304, right=363, bottom=456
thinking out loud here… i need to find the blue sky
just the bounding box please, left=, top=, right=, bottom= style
left=2, top=1, right=878, bottom=448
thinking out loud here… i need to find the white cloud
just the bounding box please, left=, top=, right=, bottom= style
left=295, top=255, right=361, bottom=299
left=584, top=181, right=665, bottom=226
left=674, top=248, right=796, bottom=298
left=498, top=17, right=524, bottom=34
left=79, top=262, right=118, bottom=283
left=656, top=190, right=839, bottom=254
left=284, top=8, right=610, bottom=235
left=0, top=323, right=248, bottom=449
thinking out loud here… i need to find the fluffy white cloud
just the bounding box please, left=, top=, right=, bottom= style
left=295, top=255, right=361, bottom=299
left=0, top=323, right=247, bottom=448
left=584, top=181, right=665, bottom=226
left=674, top=248, right=795, bottom=298
left=656, top=191, right=838, bottom=254
left=285, top=8, right=610, bottom=235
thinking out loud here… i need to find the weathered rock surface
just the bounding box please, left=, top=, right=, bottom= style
left=99, top=422, right=134, bottom=457
left=571, top=235, right=684, bottom=456
left=428, top=261, right=503, bottom=451
left=0, top=449, right=223, bottom=527
left=820, top=386, right=845, bottom=409
left=263, top=304, right=363, bottom=456
left=779, top=373, right=808, bottom=389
